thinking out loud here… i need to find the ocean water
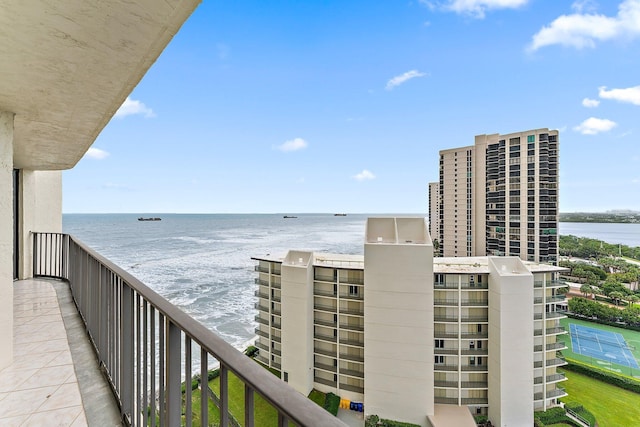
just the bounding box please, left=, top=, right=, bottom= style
left=63, top=213, right=368, bottom=350
left=62, top=215, right=640, bottom=350
left=559, top=222, right=640, bottom=247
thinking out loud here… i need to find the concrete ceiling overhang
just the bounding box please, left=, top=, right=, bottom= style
left=0, top=0, right=201, bottom=170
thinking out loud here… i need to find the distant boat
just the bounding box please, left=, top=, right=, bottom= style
left=283, top=215, right=298, bottom=219
left=334, top=213, right=347, bottom=216
left=138, top=217, right=161, bottom=221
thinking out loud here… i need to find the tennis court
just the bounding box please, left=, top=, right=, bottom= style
left=569, top=324, right=639, bottom=369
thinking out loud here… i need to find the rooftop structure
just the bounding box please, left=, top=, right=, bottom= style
left=253, top=218, right=569, bottom=427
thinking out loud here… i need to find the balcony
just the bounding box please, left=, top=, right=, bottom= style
left=434, top=299, right=459, bottom=306
left=339, top=367, right=364, bottom=379
left=434, top=397, right=459, bottom=404
left=339, top=353, right=364, bottom=363
left=314, top=303, right=337, bottom=313
left=24, top=233, right=344, bottom=427
left=339, top=383, right=364, bottom=394
left=314, top=376, right=337, bottom=388
left=461, top=398, right=488, bottom=405
left=434, top=380, right=458, bottom=388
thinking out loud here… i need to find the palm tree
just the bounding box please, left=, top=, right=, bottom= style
left=580, top=284, right=593, bottom=298
left=609, top=291, right=624, bottom=306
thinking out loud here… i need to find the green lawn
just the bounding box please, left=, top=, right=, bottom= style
left=559, top=317, right=640, bottom=378
left=560, top=369, right=640, bottom=427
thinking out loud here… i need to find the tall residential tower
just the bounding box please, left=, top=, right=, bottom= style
left=429, top=129, right=559, bottom=264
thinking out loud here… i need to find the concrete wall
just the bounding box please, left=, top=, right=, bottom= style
left=364, top=218, right=434, bottom=427
left=18, top=170, right=62, bottom=279
left=0, top=111, right=14, bottom=369
left=487, top=257, right=534, bottom=427
left=281, top=251, right=314, bottom=395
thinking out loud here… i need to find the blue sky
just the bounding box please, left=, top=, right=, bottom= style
left=63, top=0, right=640, bottom=213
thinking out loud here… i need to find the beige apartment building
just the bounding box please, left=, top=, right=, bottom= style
left=252, top=217, right=568, bottom=427
left=430, top=129, right=559, bottom=264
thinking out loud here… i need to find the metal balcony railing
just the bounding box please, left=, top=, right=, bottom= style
left=33, top=233, right=346, bottom=427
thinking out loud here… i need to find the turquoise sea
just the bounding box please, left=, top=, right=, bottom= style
left=62, top=214, right=640, bottom=348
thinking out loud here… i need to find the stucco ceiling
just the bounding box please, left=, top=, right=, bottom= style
left=0, top=0, right=200, bottom=170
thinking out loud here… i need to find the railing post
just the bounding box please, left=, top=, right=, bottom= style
left=121, top=284, right=134, bottom=424
left=220, top=364, right=228, bottom=427
left=166, top=321, right=181, bottom=426
left=244, top=384, right=254, bottom=427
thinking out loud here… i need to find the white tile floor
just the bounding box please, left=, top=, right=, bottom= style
left=0, top=280, right=87, bottom=426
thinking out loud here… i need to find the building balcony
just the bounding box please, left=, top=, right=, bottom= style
left=461, top=365, right=488, bottom=372
left=314, top=289, right=337, bottom=298
left=255, top=341, right=270, bottom=352
left=546, top=342, right=567, bottom=351
left=434, top=364, right=458, bottom=371
left=434, top=397, right=459, bottom=404
left=461, top=398, right=488, bottom=405
left=435, top=348, right=460, bottom=355
left=434, top=299, right=459, bottom=306
left=434, top=380, right=458, bottom=388
left=339, top=306, right=364, bottom=316
left=339, top=353, right=364, bottom=363
left=339, top=367, right=364, bottom=379
left=461, top=300, right=488, bottom=307
left=315, top=318, right=337, bottom=328
left=339, top=337, right=364, bottom=347
left=314, top=376, right=337, bottom=388
left=314, top=347, right=337, bottom=358
left=314, top=303, right=337, bottom=313
left=254, top=315, right=269, bottom=326
left=546, top=326, right=566, bottom=335
left=339, top=322, right=364, bottom=332
left=254, top=290, right=270, bottom=299
left=339, top=383, right=364, bottom=394
left=461, top=381, right=488, bottom=389
left=23, top=233, right=344, bottom=427
left=545, top=311, right=567, bottom=319
left=339, top=294, right=364, bottom=301
left=434, top=331, right=461, bottom=339
left=314, top=362, right=337, bottom=373
left=460, top=348, right=488, bottom=356
left=535, top=388, right=567, bottom=401
left=314, top=333, right=338, bottom=343
left=254, top=278, right=270, bottom=286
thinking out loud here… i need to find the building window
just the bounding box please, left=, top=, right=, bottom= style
left=435, top=339, right=444, bottom=348
left=349, top=285, right=359, bottom=297
left=470, top=357, right=476, bottom=365
left=527, top=135, right=535, bottom=143
left=284, top=372, right=289, bottom=382
left=435, top=355, right=444, bottom=364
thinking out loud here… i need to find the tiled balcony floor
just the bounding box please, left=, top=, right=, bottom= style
left=0, top=279, right=120, bottom=426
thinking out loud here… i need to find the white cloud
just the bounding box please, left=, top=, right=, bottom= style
left=386, top=70, right=427, bottom=90
left=84, top=147, right=109, bottom=160
left=529, top=0, right=640, bottom=51
left=423, top=0, right=529, bottom=19
left=275, top=138, right=308, bottom=152
left=599, top=85, right=640, bottom=105
left=353, top=169, right=376, bottom=181
left=573, top=117, right=618, bottom=134
left=571, top=0, right=598, bottom=13
left=582, top=97, right=600, bottom=107
left=114, top=97, right=155, bottom=118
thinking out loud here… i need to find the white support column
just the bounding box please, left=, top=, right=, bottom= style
left=18, top=170, right=62, bottom=279
left=487, top=257, right=534, bottom=427
left=364, top=218, right=434, bottom=427
left=0, top=111, right=15, bottom=369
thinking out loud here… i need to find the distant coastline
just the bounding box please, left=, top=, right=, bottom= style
left=560, top=212, right=640, bottom=224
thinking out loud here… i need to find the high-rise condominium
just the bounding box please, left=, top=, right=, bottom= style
left=429, top=129, right=559, bottom=264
